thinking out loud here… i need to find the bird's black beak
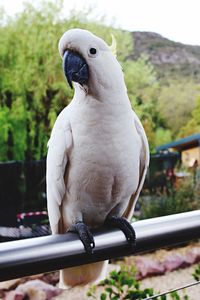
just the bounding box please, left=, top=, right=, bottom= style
left=63, top=50, right=89, bottom=89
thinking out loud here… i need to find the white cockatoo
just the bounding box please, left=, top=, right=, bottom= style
left=46, top=28, right=149, bottom=289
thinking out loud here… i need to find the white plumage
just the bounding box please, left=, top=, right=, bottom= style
left=46, top=28, right=149, bottom=288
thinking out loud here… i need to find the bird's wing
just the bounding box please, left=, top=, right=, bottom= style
left=123, top=111, right=150, bottom=220
left=46, top=110, right=72, bottom=234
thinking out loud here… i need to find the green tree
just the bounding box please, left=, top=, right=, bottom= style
left=157, top=79, right=199, bottom=136
left=179, top=95, right=200, bottom=137
left=0, top=0, right=162, bottom=160
left=123, top=56, right=160, bottom=150
left=155, top=127, right=172, bottom=147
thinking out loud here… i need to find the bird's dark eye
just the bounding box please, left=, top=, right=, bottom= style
left=89, top=48, right=97, bottom=55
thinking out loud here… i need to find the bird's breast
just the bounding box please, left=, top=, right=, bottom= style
left=64, top=104, right=141, bottom=226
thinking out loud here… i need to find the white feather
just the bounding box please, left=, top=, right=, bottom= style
left=46, top=106, right=72, bottom=233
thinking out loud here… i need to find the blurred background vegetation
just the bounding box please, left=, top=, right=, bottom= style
left=0, top=0, right=199, bottom=162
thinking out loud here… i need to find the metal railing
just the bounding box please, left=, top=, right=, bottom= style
left=0, top=210, right=200, bottom=282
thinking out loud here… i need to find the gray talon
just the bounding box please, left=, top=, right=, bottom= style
left=105, top=216, right=136, bottom=249
left=71, top=221, right=95, bottom=255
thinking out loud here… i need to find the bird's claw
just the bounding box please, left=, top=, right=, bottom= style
left=71, top=221, right=95, bottom=255
left=105, top=216, right=136, bottom=249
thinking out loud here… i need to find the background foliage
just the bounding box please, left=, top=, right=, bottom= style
left=139, top=178, right=200, bottom=220
left=0, top=0, right=200, bottom=161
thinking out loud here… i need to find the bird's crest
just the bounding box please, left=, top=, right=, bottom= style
left=110, top=34, right=117, bottom=57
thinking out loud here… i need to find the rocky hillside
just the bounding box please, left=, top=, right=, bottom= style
left=130, top=31, right=200, bottom=81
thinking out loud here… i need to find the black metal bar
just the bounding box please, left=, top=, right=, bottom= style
left=0, top=210, right=200, bottom=282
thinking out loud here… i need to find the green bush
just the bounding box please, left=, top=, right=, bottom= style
left=87, top=266, right=188, bottom=300
left=193, top=264, right=200, bottom=281
left=139, top=178, right=199, bottom=219
left=87, top=267, right=154, bottom=300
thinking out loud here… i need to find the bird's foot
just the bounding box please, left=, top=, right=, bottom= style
left=71, top=221, right=95, bottom=255
left=105, top=216, right=136, bottom=249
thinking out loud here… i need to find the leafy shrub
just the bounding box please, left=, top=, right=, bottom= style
left=193, top=264, right=200, bottom=281
left=87, top=267, right=154, bottom=299
left=139, top=178, right=199, bottom=219
left=87, top=266, right=188, bottom=300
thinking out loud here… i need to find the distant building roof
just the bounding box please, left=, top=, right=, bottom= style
left=156, top=133, right=200, bottom=152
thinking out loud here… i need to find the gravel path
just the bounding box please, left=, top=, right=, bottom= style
left=141, top=264, right=200, bottom=300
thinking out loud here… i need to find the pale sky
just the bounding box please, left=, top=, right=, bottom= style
left=1, top=0, right=200, bottom=46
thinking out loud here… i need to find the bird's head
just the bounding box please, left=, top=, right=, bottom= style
left=58, top=28, right=125, bottom=97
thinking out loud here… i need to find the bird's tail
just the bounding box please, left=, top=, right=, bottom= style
left=59, top=260, right=108, bottom=289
